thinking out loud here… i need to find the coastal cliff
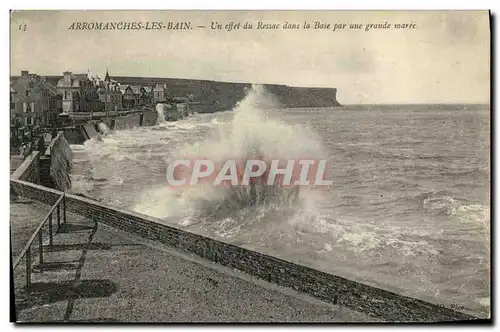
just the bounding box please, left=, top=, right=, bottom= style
left=264, top=85, right=341, bottom=109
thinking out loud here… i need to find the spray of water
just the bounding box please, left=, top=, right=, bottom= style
left=97, top=122, right=111, bottom=135
left=50, top=134, right=73, bottom=191
left=134, top=85, right=328, bottom=228
left=156, top=103, right=166, bottom=124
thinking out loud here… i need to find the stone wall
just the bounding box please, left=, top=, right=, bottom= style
left=9, top=178, right=477, bottom=322
left=11, top=151, right=40, bottom=184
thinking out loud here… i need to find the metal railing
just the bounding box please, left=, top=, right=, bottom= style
left=12, top=193, right=67, bottom=289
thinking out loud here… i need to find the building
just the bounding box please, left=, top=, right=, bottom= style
left=140, top=86, right=153, bottom=106
left=120, top=84, right=152, bottom=109
left=120, top=85, right=136, bottom=109
left=57, top=71, right=103, bottom=114
left=95, top=70, right=122, bottom=113
left=132, top=85, right=153, bottom=107
left=45, top=82, right=63, bottom=126
left=10, top=71, right=62, bottom=127
left=10, top=86, right=16, bottom=116
left=152, top=82, right=169, bottom=103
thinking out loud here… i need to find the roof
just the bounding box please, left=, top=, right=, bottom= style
left=44, top=82, right=61, bottom=96
left=130, top=85, right=142, bottom=94
left=57, top=73, right=94, bottom=88
left=153, top=83, right=166, bottom=91
left=11, top=76, right=43, bottom=101
left=120, top=85, right=131, bottom=94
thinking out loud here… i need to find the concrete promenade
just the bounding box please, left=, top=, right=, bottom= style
left=13, top=210, right=375, bottom=323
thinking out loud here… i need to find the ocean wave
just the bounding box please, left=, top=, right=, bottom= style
left=418, top=190, right=490, bottom=223
left=133, top=85, right=325, bottom=221
left=70, top=174, right=94, bottom=195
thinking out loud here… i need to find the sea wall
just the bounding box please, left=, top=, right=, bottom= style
left=113, top=113, right=141, bottom=131
left=59, top=112, right=157, bottom=146
left=141, top=111, right=158, bottom=126
left=10, top=178, right=477, bottom=322
left=82, top=123, right=98, bottom=139
left=63, top=127, right=87, bottom=145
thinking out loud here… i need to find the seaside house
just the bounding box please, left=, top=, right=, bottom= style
left=56, top=71, right=103, bottom=114
left=96, top=70, right=123, bottom=113
left=120, top=84, right=151, bottom=109
left=120, top=85, right=136, bottom=109
left=45, top=80, right=63, bottom=126
left=141, top=86, right=153, bottom=106
left=11, top=71, right=62, bottom=127
left=130, top=85, right=142, bottom=107
left=152, top=82, right=169, bottom=103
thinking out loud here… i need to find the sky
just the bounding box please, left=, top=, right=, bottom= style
left=10, top=10, right=490, bottom=104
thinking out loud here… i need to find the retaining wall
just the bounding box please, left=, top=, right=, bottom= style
left=9, top=178, right=478, bottom=322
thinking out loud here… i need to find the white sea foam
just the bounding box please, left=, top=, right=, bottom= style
left=133, top=85, right=327, bottom=226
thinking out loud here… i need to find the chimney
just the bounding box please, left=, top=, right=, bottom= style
left=63, top=71, right=72, bottom=82
left=21, top=70, right=28, bottom=78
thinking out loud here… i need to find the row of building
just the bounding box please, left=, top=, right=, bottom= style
left=10, top=70, right=173, bottom=128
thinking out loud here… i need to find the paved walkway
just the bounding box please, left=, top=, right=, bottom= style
left=13, top=213, right=376, bottom=323
left=10, top=155, right=24, bottom=174
left=10, top=198, right=52, bottom=258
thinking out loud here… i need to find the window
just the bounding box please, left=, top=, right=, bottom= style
left=25, top=117, right=32, bottom=126
left=25, top=90, right=29, bottom=97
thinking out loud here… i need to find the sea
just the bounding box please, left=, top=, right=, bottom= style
left=70, top=86, right=491, bottom=317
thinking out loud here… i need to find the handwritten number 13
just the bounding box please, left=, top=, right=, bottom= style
left=18, top=24, right=26, bottom=32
